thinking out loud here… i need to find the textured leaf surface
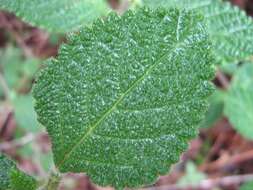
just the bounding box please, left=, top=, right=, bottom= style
left=143, top=0, right=253, bottom=64
left=224, top=63, right=253, bottom=139
left=33, top=8, right=214, bottom=188
left=0, top=153, right=37, bottom=190
left=0, top=0, right=109, bottom=33
left=9, top=170, right=37, bottom=190
left=0, top=153, right=15, bottom=190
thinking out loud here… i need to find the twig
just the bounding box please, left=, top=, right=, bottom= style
left=11, top=29, right=34, bottom=57
left=32, top=139, right=47, bottom=177
left=206, top=133, right=226, bottom=161
left=216, top=70, right=229, bottom=89
left=200, top=149, right=253, bottom=172
left=144, top=174, right=253, bottom=190
left=0, top=109, right=13, bottom=137
left=0, top=133, right=37, bottom=151
left=37, top=172, right=62, bottom=190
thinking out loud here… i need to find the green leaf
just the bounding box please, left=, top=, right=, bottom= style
left=0, top=153, right=16, bottom=190
left=22, top=59, right=40, bottom=79
left=224, top=62, right=253, bottom=140
left=220, top=62, right=240, bottom=75
left=240, top=181, right=253, bottom=190
left=10, top=170, right=37, bottom=190
left=177, top=162, right=206, bottom=188
left=0, top=46, right=40, bottom=94
left=11, top=93, right=39, bottom=132
left=0, top=46, right=40, bottom=131
left=33, top=8, right=214, bottom=188
left=200, top=89, right=225, bottom=128
left=0, top=47, right=22, bottom=91
left=0, top=0, right=109, bottom=33
left=143, top=0, right=253, bottom=64
left=0, top=153, right=37, bottom=190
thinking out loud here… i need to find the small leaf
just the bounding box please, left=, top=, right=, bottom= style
left=143, top=0, right=253, bottom=64
left=200, top=89, right=225, bottom=128
left=240, top=181, right=253, bottom=190
left=177, top=162, right=206, bottom=188
left=22, top=59, right=40, bottom=79
left=0, top=0, right=110, bottom=33
left=220, top=63, right=240, bottom=75
left=33, top=8, right=214, bottom=188
left=11, top=94, right=39, bottom=132
left=0, top=46, right=41, bottom=94
left=0, top=153, right=37, bottom=190
left=0, top=47, right=22, bottom=91
left=224, top=62, right=253, bottom=140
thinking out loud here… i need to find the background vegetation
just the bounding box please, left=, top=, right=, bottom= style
left=0, top=0, right=253, bottom=189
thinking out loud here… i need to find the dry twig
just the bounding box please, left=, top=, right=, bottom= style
left=201, top=149, right=253, bottom=172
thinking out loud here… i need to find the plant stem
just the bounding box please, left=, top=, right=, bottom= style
left=216, top=70, right=229, bottom=89
left=37, top=172, right=61, bottom=190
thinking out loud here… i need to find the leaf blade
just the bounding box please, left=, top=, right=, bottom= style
left=0, top=0, right=109, bottom=33
left=143, top=0, right=253, bottom=64
left=0, top=153, right=37, bottom=190
left=33, top=8, right=214, bottom=188
left=224, top=62, right=253, bottom=140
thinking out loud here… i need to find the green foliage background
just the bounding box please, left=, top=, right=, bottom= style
left=0, top=0, right=253, bottom=189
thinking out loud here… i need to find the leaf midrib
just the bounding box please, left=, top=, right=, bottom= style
left=58, top=50, right=176, bottom=168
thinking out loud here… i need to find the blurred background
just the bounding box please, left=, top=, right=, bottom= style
left=1, top=0, right=253, bottom=190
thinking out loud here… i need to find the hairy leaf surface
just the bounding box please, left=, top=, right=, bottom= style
left=0, top=153, right=37, bottom=190
left=224, top=63, right=253, bottom=140
left=143, top=0, right=253, bottom=64
left=33, top=8, right=214, bottom=188
left=0, top=0, right=109, bottom=33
